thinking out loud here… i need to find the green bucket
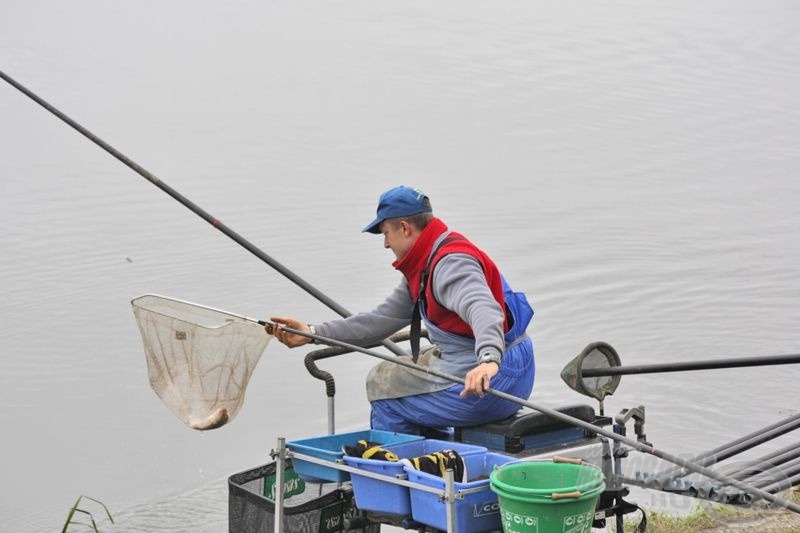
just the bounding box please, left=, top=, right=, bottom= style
left=489, top=457, right=605, bottom=533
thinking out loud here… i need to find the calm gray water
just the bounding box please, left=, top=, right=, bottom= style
left=2, top=1, right=799, bottom=531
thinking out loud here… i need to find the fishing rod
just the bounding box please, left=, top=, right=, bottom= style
left=0, top=68, right=406, bottom=357
left=580, top=353, right=800, bottom=377
left=722, top=442, right=800, bottom=482
left=651, top=412, right=800, bottom=485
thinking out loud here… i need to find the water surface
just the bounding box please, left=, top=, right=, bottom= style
left=1, top=1, right=799, bottom=531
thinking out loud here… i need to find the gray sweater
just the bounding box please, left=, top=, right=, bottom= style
left=314, top=253, right=505, bottom=363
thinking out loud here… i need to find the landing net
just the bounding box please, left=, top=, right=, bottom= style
left=560, top=341, right=621, bottom=402
left=131, top=294, right=271, bottom=430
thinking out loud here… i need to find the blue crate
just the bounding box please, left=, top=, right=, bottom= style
left=405, top=452, right=517, bottom=533
left=344, top=439, right=488, bottom=516
left=287, top=429, right=423, bottom=483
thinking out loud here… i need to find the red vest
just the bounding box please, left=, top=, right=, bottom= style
left=394, top=218, right=508, bottom=337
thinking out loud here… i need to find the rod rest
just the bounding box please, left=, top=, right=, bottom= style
left=615, top=405, right=650, bottom=446
left=303, top=329, right=430, bottom=397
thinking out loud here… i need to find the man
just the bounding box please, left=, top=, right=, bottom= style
left=269, top=186, right=535, bottom=435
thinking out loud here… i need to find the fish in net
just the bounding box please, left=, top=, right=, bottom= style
left=131, top=294, right=272, bottom=430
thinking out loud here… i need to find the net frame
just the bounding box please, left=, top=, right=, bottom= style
left=560, top=341, right=622, bottom=402
left=131, top=294, right=271, bottom=430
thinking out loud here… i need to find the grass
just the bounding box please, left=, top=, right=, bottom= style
left=626, top=504, right=739, bottom=532
left=616, top=487, right=800, bottom=533
left=61, top=495, right=114, bottom=533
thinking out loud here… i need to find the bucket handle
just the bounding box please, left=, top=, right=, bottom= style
left=552, top=456, right=582, bottom=465
left=551, top=490, right=582, bottom=500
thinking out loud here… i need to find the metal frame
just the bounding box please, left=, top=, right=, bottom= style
left=270, top=437, right=466, bottom=533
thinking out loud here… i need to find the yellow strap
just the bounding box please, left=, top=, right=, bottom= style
left=362, top=444, right=398, bottom=461
left=412, top=454, right=434, bottom=470
left=434, top=452, right=447, bottom=476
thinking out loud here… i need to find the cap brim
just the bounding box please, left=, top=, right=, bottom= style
left=362, top=217, right=383, bottom=234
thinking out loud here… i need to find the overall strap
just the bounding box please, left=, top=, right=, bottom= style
left=410, top=232, right=462, bottom=359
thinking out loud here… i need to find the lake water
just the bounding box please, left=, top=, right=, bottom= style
left=1, top=1, right=799, bottom=531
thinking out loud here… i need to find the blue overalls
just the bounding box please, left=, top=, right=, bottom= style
left=370, top=276, right=535, bottom=434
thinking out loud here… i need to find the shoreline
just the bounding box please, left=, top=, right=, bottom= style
left=626, top=488, right=800, bottom=532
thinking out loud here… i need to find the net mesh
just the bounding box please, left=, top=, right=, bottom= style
left=560, top=341, right=621, bottom=401
left=228, top=460, right=381, bottom=533
left=131, top=294, right=271, bottom=430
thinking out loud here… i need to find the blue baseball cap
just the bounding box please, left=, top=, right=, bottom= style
left=362, top=186, right=432, bottom=234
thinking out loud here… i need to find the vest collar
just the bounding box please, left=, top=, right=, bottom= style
left=393, top=217, right=448, bottom=284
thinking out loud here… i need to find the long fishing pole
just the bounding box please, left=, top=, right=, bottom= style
left=651, top=412, right=800, bottom=484
left=268, top=322, right=800, bottom=513
left=581, top=353, right=800, bottom=377
left=0, top=68, right=406, bottom=357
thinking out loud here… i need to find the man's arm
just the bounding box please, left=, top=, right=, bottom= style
left=431, top=253, right=506, bottom=361
left=314, top=280, right=415, bottom=347
left=432, top=254, right=506, bottom=397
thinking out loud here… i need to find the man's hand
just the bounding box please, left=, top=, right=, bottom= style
left=266, top=316, right=312, bottom=348
left=460, top=361, right=500, bottom=398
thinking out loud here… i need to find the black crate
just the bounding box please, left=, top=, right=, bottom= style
left=228, top=459, right=379, bottom=533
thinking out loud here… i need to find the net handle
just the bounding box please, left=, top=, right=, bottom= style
left=132, top=293, right=268, bottom=326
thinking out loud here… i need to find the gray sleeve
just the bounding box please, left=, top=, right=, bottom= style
left=314, top=279, right=415, bottom=347
left=431, top=253, right=505, bottom=361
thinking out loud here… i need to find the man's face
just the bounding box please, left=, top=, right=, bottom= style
left=379, top=219, right=415, bottom=261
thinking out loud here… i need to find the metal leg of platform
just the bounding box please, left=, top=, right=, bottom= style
left=444, top=469, right=457, bottom=532
left=273, top=437, right=286, bottom=533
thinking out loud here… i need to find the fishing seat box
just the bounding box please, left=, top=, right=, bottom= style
left=343, top=439, right=488, bottom=517
left=454, top=403, right=601, bottom=454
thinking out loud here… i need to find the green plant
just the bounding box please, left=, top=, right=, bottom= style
left=619, top=488, right=800, bottom=532
left=61, top=495, right=114, bottom=533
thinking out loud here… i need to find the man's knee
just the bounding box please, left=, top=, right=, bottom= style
left=370, top=400, right=420, bottom=434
